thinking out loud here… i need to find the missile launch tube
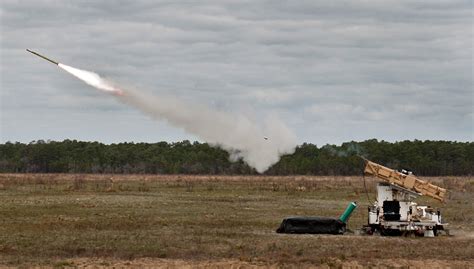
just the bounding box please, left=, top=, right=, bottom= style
left=339, top=202, right=357, bottom=223
left=26, top=49, right=59, bottom=65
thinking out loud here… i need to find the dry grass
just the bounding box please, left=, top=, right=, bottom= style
left=0, top=174, right=472, bottom=268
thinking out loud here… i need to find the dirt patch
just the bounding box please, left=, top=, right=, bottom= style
left=1, top=258, right=472, bottom=269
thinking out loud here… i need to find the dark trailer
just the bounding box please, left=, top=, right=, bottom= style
left=276, top=202, right=357, bottom=235
left=276, top=216, right=346, bottom=234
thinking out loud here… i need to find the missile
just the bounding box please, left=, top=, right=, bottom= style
left=26, top=49, right=59, bottom=65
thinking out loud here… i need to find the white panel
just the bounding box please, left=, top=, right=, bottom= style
left=377, top=184, right=392, bottom=207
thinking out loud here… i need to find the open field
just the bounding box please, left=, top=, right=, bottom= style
left=0, top=174, right=472, bottom=268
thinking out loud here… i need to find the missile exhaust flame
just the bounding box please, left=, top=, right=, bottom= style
left=26, top=49, right=296, bottom=172
left=58, top=63, right=124, bottom=96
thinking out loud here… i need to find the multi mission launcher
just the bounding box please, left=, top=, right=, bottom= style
left=277, top=159, right=448, bottom=237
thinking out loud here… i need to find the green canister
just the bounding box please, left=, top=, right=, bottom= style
left=339, top=202, right=358, bottom=223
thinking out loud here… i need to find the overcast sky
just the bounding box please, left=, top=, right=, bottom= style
left=1, top=0, right=472, bottom=145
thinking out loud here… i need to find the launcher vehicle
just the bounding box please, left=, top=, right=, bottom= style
left=362, top=159, right=448, bottom=236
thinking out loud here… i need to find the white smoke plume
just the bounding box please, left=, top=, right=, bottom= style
left=58, top=64, right=297, bottom=173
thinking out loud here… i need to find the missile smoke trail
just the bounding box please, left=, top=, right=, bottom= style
left=118, top=89, right=297, bottom=172
left=28, top=50, right=297, bottom=172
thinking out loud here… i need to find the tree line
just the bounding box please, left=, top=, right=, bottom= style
left=0, top=139, right=472, bottom=176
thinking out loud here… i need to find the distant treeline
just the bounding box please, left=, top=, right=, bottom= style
left=0, top=139, right=472, bottom=176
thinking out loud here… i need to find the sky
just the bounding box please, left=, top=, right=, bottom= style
left=1, top=0, right=472, bottom=146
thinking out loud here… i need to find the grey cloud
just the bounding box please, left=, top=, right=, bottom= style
left=1, top=0, right=472, bottom=144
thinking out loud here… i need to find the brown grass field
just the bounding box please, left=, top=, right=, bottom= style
left=0, top=174, right=472, bottom=268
